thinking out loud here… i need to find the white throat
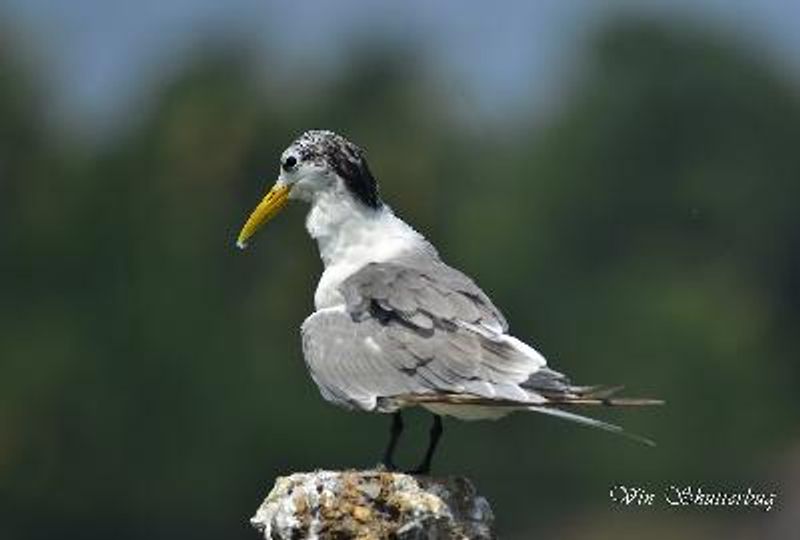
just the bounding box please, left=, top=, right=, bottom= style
left=305, top=190, right=424, bottom=309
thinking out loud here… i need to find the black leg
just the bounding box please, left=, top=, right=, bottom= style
left=382, top=412, right=404, bottom=471
left=410, top=414, right=443, bottom=475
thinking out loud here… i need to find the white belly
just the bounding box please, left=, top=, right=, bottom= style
left=421, top=403, right=515, bottom=421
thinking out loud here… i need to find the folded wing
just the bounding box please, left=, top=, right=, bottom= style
left=301, top=254, right=559, bottom=411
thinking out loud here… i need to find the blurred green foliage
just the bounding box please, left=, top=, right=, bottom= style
left=1, top=16, right=798, bottom=540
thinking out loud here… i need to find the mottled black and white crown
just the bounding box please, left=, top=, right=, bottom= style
left=285, top=130, right=382, bottom=209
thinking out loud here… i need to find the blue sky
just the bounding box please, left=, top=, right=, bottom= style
left=3, top=1, right=799, bottom=136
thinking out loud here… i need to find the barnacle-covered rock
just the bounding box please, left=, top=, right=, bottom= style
left=251, top=470, right=495, bottom=539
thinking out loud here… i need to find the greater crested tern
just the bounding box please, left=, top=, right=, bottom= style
left=237, top=130, right=661, bottom=473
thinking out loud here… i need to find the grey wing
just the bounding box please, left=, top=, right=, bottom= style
left=302, top=254, right=563, bottom=412
left=301, top=308, right=432, bottom=411
left=341, top=253, right=509, bottom=334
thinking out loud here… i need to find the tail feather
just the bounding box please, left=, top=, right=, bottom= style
left=533, top=380, right=665, bottom=407
left=527, top=405, right=657, bottom=447
left=530, top=382, right=662, bottom=446
left=399, top=386, right=662, bottom=446
left=549, top=396, right=665, bottom=406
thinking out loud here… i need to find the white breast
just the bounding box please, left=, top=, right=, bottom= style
left=305, top=193, right=425, bottom=310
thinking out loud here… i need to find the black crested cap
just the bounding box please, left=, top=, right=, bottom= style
left=291, top=130, right=382, bottom=209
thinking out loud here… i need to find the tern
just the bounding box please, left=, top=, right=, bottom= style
left=236, top=130, right=661, bottom=474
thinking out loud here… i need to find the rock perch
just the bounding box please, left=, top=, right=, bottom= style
left=251, top=470, right=495, bottom=539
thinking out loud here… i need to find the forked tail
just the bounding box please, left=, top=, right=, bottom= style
left=403, top=384, right=663, bottom=446
left=527, top=403, right=660, bottom=447
left=527, top=381, right=664, bottom=446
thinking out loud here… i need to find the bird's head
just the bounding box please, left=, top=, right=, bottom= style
left=236, top=130, right=381, bottom=249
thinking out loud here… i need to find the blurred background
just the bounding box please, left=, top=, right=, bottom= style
left=2, top=1, right=799, bottom=538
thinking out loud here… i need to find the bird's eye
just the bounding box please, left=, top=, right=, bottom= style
left=282, top=155, right=297, bottom=172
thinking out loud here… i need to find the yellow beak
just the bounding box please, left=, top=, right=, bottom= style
left=236, top=183, right=291, bottom=249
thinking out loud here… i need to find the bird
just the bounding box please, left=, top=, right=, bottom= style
left=236, top=130, right=662, bottom=474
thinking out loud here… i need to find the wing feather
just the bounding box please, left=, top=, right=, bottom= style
left=299, top=254, right=660, bottom=445
left=302, top=255, right=549, bottom=411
